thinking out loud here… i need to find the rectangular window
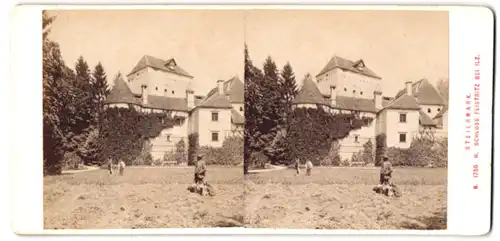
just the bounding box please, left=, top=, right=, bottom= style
left=399, top=133, right=407, bottom=143
left=211, top=112, right=219, bottom=122
left=166, top=134, right=171, bottom=142
left=399, top=113, right=407, bottom=123
left=211, top=132, right=219, bottom=142
left=354, top=135, right=359, bottom=143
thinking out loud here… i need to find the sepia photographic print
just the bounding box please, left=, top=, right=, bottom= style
left=243, top=10, right=449, bottom=230
left=42, top=9, right=246, bottom=229
left=9, top=4, right=490, bottom=235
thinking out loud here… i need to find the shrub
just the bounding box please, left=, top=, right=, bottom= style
left=132, top=140, right=153, bottom=165
left=434, top=137, right=448, bottom=167
left=321, top=141, right=341, bottom=166
left=362, top=139, right=374, bottom=165
left=341, top=158, right=350, bottom=167
left=350, top=150, right=363, bottom=164
left=62, top=152, right=82, bottom=170
left=188, top=133, right=199, bottom=166
left=175, top=138, right=187, bottom=164
left=200, top=136, right=244, bottom=166
left=386, top=147, right=411, bottom=166
left=407, top=135, right=448, bottom=167
left=162, top=151, right=175, bottom=165
left=375, top=134, right=387, bottom=166
left=248, top=151, right=269, bottom=169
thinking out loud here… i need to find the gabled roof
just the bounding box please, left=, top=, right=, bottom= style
left=394, top=79, right=446, bottom=106
left=127, top=55, right=193, bottom=78
left=196, top=90, right=232, bottom=109
left=142, top=95, right=188, bottom=112
left=323, top=95, right=378, bottom=113
left=231, top=109, right=244, bottom=125
left=316, top=55, right=381, bottom=79
left=419, top=110, right=437, bottom=126
left=383, top=94, right=421, bottom=111
left=223, top=76, right=244, bottom=103
left=105, top=74, right=139, bottom=105
left=434, top=105, right=448, bottom=119
left=293, top=76, right=329, bottom=106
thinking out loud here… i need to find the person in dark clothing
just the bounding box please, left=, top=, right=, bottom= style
left=107, top=159, right=113, bottom=175
left=194, top=154, right=207, bottom=184
left=380, top=154, right=393, bottom=185
left=294, top=159, right=300, bottom=176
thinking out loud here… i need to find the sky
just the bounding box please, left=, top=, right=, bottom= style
left=47, top=10, right=448, bottom=97
left=47, top=10, right=245, bottom=96
left=245, top=10, right=449, bottom=97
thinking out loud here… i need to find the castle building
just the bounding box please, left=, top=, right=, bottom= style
left=293, top=55, right=448, bottom=160
left=104, top=55, right=244, bottom=160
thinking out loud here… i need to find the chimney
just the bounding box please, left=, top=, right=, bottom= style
left=217, top=80, right=224, bottom=94
left=405, top=81, right=413, bottom=95
left=330, top=85, right=337, bottom=106
left=186, top=89, right=195, bottom=109
left=374, top=91, right=382, bottom=110
left=141, top=84, right=148, bottom=105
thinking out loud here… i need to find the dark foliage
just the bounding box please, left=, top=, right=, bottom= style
left=97, top=107, right=176, bottom=165
left=279, top=107, right=373, bottom=166
left=375, top=134, right=388, bottom=166
left=188, top=133, right=199, bottom=166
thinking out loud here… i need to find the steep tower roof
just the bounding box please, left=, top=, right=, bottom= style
left=105, top=74, right=138, bottom=105
left=293, top=75, right=329, bottom=106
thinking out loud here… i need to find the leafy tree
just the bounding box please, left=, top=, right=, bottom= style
left=188, top=133, right=199, bottom=166
left=42, top=11, right=55, bottom=40
left=244, top=44, right=264, bottom=174
left=175, top=138, right=187, bottom=164
left=362, top=139, right=374, bottom=164
left=280, top=62, right=298, bottom=116
left=375, top=134, right=387, bottom=166
left=92, top=62, right=110, bottom=121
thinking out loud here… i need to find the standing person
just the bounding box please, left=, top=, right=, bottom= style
left=107, top=159, right=113, bottom=175
left=294, top=158, right=300, bottom=176
left=118, top=160, right=126, bottom=176
left=380, top=154, right=393, bottom=185
left=305, top=160, right=313, bottom=176
left=194, top=153, right=207, bottom=184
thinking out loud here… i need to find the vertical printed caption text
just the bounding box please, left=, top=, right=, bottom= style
left=465, top=54, right=481, bottom=190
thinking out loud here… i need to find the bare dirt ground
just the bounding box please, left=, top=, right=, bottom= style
left=244, top=167, right=447, bottom=230
left=44, top=167, right=244, bottom=229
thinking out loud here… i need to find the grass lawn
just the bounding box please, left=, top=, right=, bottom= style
left=44, top=166, right=447, bottom=230
left=244, top=167, right=447, bottom=230
left=44, top=167, right=244, bottom=229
